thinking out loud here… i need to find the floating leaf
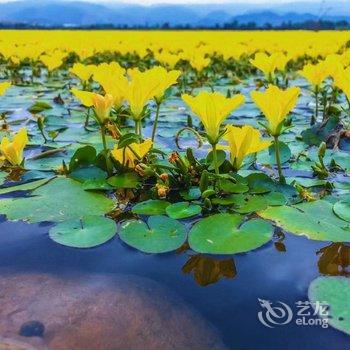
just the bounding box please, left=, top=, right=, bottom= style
left=166, top=202, right=201, bottom=219
left=219, top=179, right=249, bottom=193
left=28, top=101, right=52, bottom=114
left=333, top=201, right=350, bottom=223
left=119, top=215, right=186, bottom=253
left=180, top=187, right=201, bottom=200
left=260, top=200, right=350, bottom=242
left=132, top=199, right=170, bottom=215
left=189, top=213, right=273, bottom=254
left=82, top=179, right=112, bottom=191
left=107, top=172, right=141, bottom=189
left=70, top=166, right=106, bottom=183
left=257, top=141, right=291, bottom=164
left=0, top=177, right=54, bottom=195
left=49, top=216, right=117, bottom=248
left=0, top=177, right=115, bottom=223
left=69, top=145, right=96, bottom=172
left=308, top=277, right=350, bottom=335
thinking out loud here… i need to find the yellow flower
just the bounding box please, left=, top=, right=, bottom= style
left=324, top=54, right=344, bottom=80
left=40, top=53, right=64, bottom=72
left=0, top=81, right=11, bottom=96
left=69, top=63, right=97, bottom=82
left=94, top=62, right=125, bottom=80
left=155, top=51, right=180, bottom=69
left=251, top=85, right=300, bottom=136
left=224, top=125, right=271, bottom=170
left=189, top=55, right=211, bottom=72
left=93, top=68, right=128, bottom=108
left=92, top=93, right=114, bottom=125
left=111, top=139, right=153, bottom=168
left=250, top=52, right=283, bottom=79
left=299, top=62, right=329, bottom=89
left=124, top=69, right=162, bottom=120
left=182, top=91, right=245, bottom=144
left=333, top=67, right=350, bottom=100
left=0, top=128, right=28, bottom=166
left=143, top=66, right=181, bottom=103
left=70, top=88, right=95, bottom=107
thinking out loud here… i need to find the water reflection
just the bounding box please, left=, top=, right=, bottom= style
left=182, top=255, right=237, bottom=287
left=317, top=243, right=350, bottom=276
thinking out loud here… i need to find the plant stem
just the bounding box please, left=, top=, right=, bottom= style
left=212, top=143, right=219, bottom=175
left=274, top=135, right=284, bottom=183
left=312, top=88, right=318, bottom=125
left=151, top=101, right=161, bottom=143
left=134, top=120, right=142, bottom=139
left=85, top=108, right=90, bottom=127
left=100, top=125, right=108, bottom=153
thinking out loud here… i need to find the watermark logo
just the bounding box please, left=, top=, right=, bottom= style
left=258, top=299, right=293, bottom=328
left=258, top=299, right=329, bottom=328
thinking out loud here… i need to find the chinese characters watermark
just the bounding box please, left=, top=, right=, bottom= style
left=258, top=298, right=329, bottom=328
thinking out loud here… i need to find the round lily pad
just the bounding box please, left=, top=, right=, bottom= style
left=49, top=216, right=117, bottom=248
left=308, top=276, right=350, bottom=335
left=132, top=199, right=170, bottom=215
left=260, top=200, right=350, bottom=242
left=119, top=215, right=187, bottom=253
left=188, top=213, right=273, bottom=254
left=0, top=177, right=115, bottom=223
left=333, top=201, right=350, bottom=222
left=107, top=173, right=141, bottom=189
left=165, top=202, right=201, bottom=219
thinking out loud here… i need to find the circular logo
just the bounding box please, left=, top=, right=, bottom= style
left=258, top=298, right=293, bottom=328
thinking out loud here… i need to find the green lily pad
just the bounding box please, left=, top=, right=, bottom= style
left=333, top=201, right=350, bottom=223
left=188, top=213, right=273, bottom=254
left=28, top=101, right=53, bottom=114
left=257, top=141, right=291, bottom=165
left=180, top=187, right=201, bottom=200
left=0, top=177, right=54, bottom=195
left=0, top=177, right=115, bottom=223
left=70, top=166, right=106, bottom=183
left=69, top=145, right=96, bottom=172
left=260, top=200, right=350, bottom=242
left=119, top=215, right=187, bottom=253
left=166, top=202, right=201, bottom=219
left=49, top=215, right=117, bottom=248
left=82, top=179, right=113, bottom=191
left=132, top=199, right=170, bottom=215
left=219, top=179, right=249, bottom=193
left=107, top=172, right=141, bottom=189
left=234, top=196, right=268, bottom=214
left=308, top=277, right=350, bottom=335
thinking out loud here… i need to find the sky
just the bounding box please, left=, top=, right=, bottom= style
left=0, top=0, right=323, bottom=3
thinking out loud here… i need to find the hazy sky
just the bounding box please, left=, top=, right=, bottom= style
left=0, top=0, right=323, bottom=3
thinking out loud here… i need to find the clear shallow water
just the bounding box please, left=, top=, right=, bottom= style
left=0, top=77, right=350, bottom=349
left=0, top=216, right=349, bottom=349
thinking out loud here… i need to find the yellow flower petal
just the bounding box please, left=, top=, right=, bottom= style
left=182, top=91, right=245, bottom=144
left=71, top=88, right=95, bottom=108
left=251, top=85, right=300, bottom=136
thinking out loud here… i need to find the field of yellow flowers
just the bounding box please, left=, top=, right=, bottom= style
left=0, top=30, right=350, bottom=335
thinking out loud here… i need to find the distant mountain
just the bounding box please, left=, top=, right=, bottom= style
left=0, top=0, right=349, bottom=27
